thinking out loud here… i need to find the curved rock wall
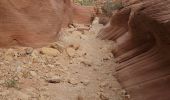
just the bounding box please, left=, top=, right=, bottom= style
left=98, top=0, right=170, bottom=100
left=0, top=0, right=95, bottom=47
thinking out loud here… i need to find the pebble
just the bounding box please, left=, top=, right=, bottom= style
left=100, top=81, right=109, bottom=88
left=67, top=28, right=76, bottom=33
left=81, top=60, right=92, bottom=67
left=72, top=31, right=82, bottom=35
left=68, top=78, right=79, bottom=85
left=50, top=42, right=64, bottom=53
left=30, top=71, right=37, bottom=77
left=100, top=93, right=109, bottom=100
left=77, top=26, right=90, bottom=32
left=46, top=76, right=62, bottom=84
left=81, top=79, right=90, bottom=86
left=40, top=47, right=60, bottom=57
left=69, top=43, right=80, bottom=50
left=66, top=47, right=76, bottom=57
left=25, top=47, right=34, bottom=55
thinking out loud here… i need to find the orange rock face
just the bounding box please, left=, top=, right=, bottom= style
left=0, top=0, right=95, bottom=47
left=98, top=0, right=170, bottom=100
left=72, top=4, right=96, bottom=25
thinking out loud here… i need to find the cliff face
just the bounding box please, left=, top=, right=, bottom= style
left=98, top=0, right=170, bottom=100
left=0, top=0, right=95, bottom=47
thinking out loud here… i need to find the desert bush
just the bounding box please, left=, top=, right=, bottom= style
left=102, top=0, right=124, bottom=16
left=5, top=78, right=18, bottom=88
left=74, top=0, right=96, bottom=6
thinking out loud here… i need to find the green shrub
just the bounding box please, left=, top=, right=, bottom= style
left=5, top=77, right=18, bottom=88
left=102, top=0, right=124, bottom=16
left=74, top=0, right=96, bottom=6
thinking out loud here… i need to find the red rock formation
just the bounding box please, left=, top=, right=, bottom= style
left=98, top=0, right=170, bottom=100
left=0, top=0, right=95, bottom=47
left=72, top=4, right=96, bottom=25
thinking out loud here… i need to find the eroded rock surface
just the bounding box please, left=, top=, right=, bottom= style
left=98, top=0, right=170, bottom=100
left=0, top=0, right=95, bottom=47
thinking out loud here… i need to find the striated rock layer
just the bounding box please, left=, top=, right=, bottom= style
left=98, top=0, right=170, bottom=100
left=0, top=0, right=95, bottom=47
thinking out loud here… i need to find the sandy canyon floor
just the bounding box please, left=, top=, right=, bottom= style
left=0, top=21, right=128, bottom=100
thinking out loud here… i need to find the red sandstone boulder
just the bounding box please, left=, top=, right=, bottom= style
left=0, top=0, right=95, bottom=48
left=98, top=0, right=170, bottom=100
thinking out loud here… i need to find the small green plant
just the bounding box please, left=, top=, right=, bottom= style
left=74, top=0, right=96, bottom=6
left=102, top=0, right=124, bottom=16
left=5, top=78, right=18, bottom=88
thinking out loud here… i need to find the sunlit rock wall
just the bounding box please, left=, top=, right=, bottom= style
left=0, top=0, right=95, bottom=47
left=98, top=0, right=170, bottom=100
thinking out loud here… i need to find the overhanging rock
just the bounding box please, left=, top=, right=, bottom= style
left=98, top=0, right=170, bottom=100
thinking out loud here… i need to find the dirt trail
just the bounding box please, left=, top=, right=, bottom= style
left=0, top=20, right=126, bottom=100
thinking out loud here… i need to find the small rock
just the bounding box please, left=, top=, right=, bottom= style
left=81, top=79, right=90, bottom=86
left=67, top=28, right=76, bottom=33
left=100, top=93, right=109, bottom=100
left=66, top=47, right=76, bottom=57
left=16, top=66, right=23, bottom=73
left=31, top=50, right=39, bottom=58
left=92, top=17, right=99, bottom=25
left=68, top=78, right=79, bottom=85
left=81, top=60, right=92, bottom=67
left=47, top=76, right=62, bottom=84
left=121, top=90, right=128, bottom=95
left=17, top=49, right=27, bottom=57
left=40, top=47, right=60, bottom=57
left=69, top=43, right=80, bottom=50
left=25, top=47, right=33, bottom=54
left=50, top=42, right=64, bottom=53
left=48, top=64, right=55, bottom=68
left=68, top=24, right=75, bottom=28
left=72, top=31, right=82, bottom=35
left=99, top=88, right=104, bottom=92
left=100, top=81, right=109, bottom=88
left=77, top=26, right=90, bottom=32
left=30, top=71, right=37, bottom=77
left=91, top=17, right=104, bottom=34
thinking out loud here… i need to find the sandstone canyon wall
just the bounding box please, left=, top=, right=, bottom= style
left=98, top=0, right=170, bottom=100
left=0, top=0, right=95, bottom=47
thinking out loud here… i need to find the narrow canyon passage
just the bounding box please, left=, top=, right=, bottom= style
left=0, top=22, right=126, bottom=100
left=0, top=0, right=169, bottom=100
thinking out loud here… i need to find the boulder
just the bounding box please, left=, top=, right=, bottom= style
left=0, top=0, right=96, bottom=47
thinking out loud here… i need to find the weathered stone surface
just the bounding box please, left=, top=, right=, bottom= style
left=98, top=0, right=170, bottom=100
left=40, top=47, right=60, bottom=57
left=72, top=5, right=96, bottom=24
left=0, top=0, right=95, bottom=48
